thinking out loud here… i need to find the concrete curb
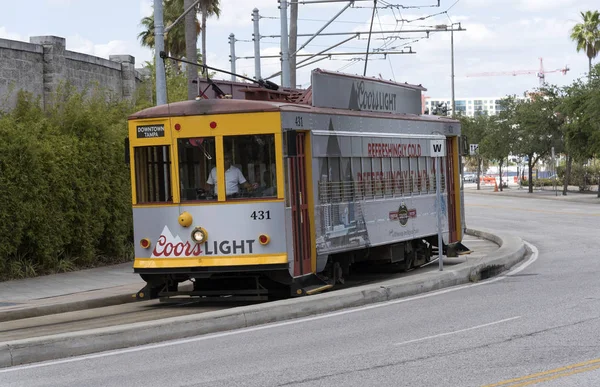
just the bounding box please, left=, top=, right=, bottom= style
left=0, top=229, right=529, bottom=368
left=0, top=293, right=138, bottom=323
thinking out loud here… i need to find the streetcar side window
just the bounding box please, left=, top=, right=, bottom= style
left=134, top=145, right=172, bottom=203
left=222, top=134, right=277, bottom=200
left=177, top=137, right=216, bottom=201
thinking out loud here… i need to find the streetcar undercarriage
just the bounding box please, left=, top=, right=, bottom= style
left=135, top=236, right=449, bottom=302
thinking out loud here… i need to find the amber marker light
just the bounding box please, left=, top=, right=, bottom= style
left=259, top=234, right=270, bottom=245
left=140, top=238, right=151, bottom=249
left=178, top=211, right=193, bottom=227
left=191, top=227, right=208, bottom=244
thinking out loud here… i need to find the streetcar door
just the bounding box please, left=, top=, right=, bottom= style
left=445, top=137, right=458, bottom=243
left=288, top=131, right=312, bottom=276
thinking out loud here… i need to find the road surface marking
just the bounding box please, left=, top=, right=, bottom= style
left=482, top=358, right=600, bottom=386
left=394, top=316, right=521, bottom=346
left=0, top=242, right=539, bottom=373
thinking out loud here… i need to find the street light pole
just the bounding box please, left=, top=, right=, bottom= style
left=154, top=0, right=167, bottom=105
left=451, top=27, right=455, bottom=115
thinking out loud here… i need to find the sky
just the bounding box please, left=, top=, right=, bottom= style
left=1, top=0, right=598, bottom=99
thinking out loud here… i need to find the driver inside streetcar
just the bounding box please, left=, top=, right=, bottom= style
left=205, top=154, right=257, bottom=198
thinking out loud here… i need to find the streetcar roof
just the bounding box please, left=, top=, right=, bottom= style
left=128, top=98, right=459, bottom=125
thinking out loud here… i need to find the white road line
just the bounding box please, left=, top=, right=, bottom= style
left=0, top=241, right=539, bottom=373
left=393, top=316, right=522, bottom=346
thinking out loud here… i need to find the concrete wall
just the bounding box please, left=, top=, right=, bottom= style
left=0, top=35, right=145, bottom=111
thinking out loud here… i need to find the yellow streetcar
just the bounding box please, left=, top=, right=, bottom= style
left=127, top=69, right=466, bottom=300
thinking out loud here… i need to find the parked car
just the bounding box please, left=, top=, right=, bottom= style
left=463, top=173, right=477, bottom=183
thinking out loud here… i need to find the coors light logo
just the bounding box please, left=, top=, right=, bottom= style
left=349, top=80, right=398, bottom=113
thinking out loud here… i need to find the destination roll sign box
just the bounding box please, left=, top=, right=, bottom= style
left=310, top=68, right=426, bottom=115
left=137, top=124, right=165, bottom=138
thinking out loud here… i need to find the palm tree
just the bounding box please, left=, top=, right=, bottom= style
left=570, top=10, right=600, bottom=78
left=198, top=0, right=221, bottom=73
left=138, top=0, right=201, bottom=59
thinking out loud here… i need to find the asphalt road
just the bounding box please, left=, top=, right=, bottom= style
left=1, top=192, right=600, bottom=387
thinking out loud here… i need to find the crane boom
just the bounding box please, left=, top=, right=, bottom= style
left=465, top=58, right=570, bottom=87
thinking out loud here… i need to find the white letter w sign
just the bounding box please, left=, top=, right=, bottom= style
left=430, top=140, right=446, bottom=157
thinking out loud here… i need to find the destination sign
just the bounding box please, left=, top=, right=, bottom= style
left=311, top=69, right=424, bottom=115
left=137, top=124, right=165, bottom=138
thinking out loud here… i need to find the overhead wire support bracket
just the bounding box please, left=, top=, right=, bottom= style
left=263, top=48, right=415, bottom=80
left=293, top=0, right=370, bottom=3
left=243, top=49, right=415, bottom=60
left=291, top=1, right=354, bottom=57
left=263, top=26, right=465, bottom=38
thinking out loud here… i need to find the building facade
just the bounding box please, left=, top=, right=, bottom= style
left=424, top=96, right=507, bottom=117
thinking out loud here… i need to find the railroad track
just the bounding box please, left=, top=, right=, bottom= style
left=0, top=242, right=478, bottom=343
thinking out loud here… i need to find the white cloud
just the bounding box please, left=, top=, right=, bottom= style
left=139, top=0, right=152, bottom=18
left=516, top=0, right=578, bottom=11
left=0, top=27, right=24, bottom=41
left=218, top=0, right=279, bottom=27
left=65, top=34, right=153, bottom=65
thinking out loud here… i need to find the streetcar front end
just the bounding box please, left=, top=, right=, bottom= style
left=127, top=102, right=290, bottom=300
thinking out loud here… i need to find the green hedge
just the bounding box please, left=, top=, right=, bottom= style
left=0, top=87, right=135, bottom=280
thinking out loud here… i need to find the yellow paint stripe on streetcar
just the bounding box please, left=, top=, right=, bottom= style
left=482, top=358, right=600, bottom=387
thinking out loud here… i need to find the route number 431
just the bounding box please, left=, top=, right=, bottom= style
left=251, top=210, right=271, bottom=220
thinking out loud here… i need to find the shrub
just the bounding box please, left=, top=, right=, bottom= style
left=0, top=86, right=134, bottom=280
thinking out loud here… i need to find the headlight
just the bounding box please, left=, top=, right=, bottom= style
left=191, top=227, right=208, bottom=244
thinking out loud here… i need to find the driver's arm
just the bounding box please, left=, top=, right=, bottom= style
left=205, top=168, right=216, bottom=192
left=237, top=169, right=256, bottom=191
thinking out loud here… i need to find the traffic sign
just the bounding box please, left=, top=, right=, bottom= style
left=469, top=144, right=479, bottom=156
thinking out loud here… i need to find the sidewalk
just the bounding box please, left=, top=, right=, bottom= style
left=463, top=182, right=600, bottom=204
left=0, top=262, right=144, bottom=322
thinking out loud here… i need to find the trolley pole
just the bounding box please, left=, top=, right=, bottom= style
left=229, top=33, right=237, bottom=82
left=280, top=0, right=291, bottom=87
left=154, top=0, right=167, bottom=105
left=436, top=157, right=444, bottom=270
left=252, top=8, right=262, bottom=80
left=431, top=139, right=446, bottom=271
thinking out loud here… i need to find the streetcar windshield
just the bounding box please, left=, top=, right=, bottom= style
left=222, top=134, right=277, bottom=200
left=178, top=137, right=216, bottom=201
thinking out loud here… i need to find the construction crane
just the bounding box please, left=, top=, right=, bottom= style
left=466, top=58, right=570, bottom=87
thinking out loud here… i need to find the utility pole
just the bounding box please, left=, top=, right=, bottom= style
left=280, top=0, right=290, bottom=87
left=184, top=0, right=197, bottom=100
left=289, top=0, right=298, bottom=88
left=154, top=0, right=167, bottom=105
left=451, top=26, right=456, bottom=115
left=252, top=8, right=262, bottom=80
left=229, top=33, right=236, bottom=82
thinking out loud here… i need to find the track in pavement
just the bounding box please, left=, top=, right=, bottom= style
left=0, top=235, right=496, bottom=342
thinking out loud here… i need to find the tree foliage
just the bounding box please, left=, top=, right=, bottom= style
left=570, top=10, right=600, bottom=76
left=0, top=85, right=137, bottom=280
left=460, top=62, right=600, bottom=194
